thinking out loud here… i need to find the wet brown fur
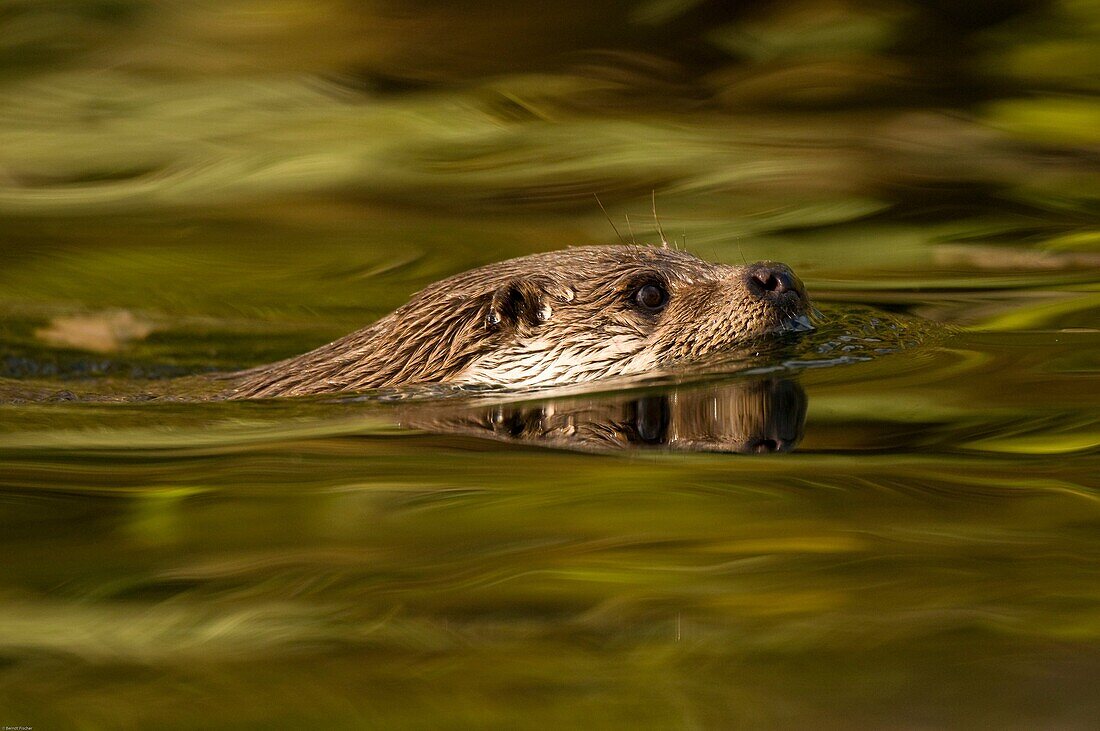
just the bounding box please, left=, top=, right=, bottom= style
left=231, top=245, right=807, bottom=398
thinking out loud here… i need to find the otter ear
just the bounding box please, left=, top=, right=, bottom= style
left=484, top=276, right=572, bottom=330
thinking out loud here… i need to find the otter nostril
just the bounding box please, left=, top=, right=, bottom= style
left=746, top=263, right=805, bottom=302
left=753, top=271, right=775, bottom=292
left=753, top=269, right=791, bottom=294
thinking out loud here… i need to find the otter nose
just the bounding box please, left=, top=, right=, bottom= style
left=745, top=263, right=806, bottom=302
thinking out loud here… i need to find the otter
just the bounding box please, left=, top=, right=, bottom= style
left=231, top=245, right=810, bottom=398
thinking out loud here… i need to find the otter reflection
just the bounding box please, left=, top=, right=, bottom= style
left=401, top=378, right=806, bottom=454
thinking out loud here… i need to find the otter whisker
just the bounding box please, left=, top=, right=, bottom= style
left=593, top=193, right=626, bottom=246
left=652, top=190, right=668, bottom=249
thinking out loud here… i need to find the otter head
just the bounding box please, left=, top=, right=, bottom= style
left=459, top=246, right=810, bottom=387
left=231, top=245, right=811, bottom=398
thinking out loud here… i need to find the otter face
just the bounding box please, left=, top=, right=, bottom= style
left=458, top=246, right=810, bottom=387
left=230, top=245, right=812, bottom=398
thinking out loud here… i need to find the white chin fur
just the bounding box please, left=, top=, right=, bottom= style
left=456, top=335, right=655, bottom=388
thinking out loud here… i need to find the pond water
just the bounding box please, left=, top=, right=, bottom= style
left=1, top=1, right=1099, bottom=728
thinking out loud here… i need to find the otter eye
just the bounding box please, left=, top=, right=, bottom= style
left=633, top=283, right=668, bottom=311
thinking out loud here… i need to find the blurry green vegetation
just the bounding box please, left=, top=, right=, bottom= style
left=0, top=0, right=1097, bottom=220
left=0, top=1, right=1095, bottom=358
left=1, top=1, right=1096, bottom=349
